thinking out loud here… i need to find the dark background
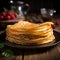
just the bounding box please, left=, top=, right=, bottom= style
left=0, top=0, right=60, bottom=14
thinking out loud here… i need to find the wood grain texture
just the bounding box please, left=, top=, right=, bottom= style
left=24, top=45, right=60, bottom=60
left=0, top=56, right=22, bottom=60
left=0, top=47, right=22, bottom=60
left=0, top=44, right=60, bottom=60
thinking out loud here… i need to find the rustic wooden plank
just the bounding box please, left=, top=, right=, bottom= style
left=24, top=45, right=60, bottom=60
left=0, top=56, right=22, bottom=60
left=0, top=48, right=23, bottom=60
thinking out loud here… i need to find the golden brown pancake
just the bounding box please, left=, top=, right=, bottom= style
left=6, top=21, right=55, bottom=45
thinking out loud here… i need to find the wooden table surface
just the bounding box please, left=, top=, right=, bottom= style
left=0, top=24, right=60, bottom=60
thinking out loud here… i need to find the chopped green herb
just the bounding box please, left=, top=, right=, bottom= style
left=2, top=50, right=13, bottom=57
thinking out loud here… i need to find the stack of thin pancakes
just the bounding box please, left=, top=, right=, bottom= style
left=6, top=21, right=55, bottom=45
